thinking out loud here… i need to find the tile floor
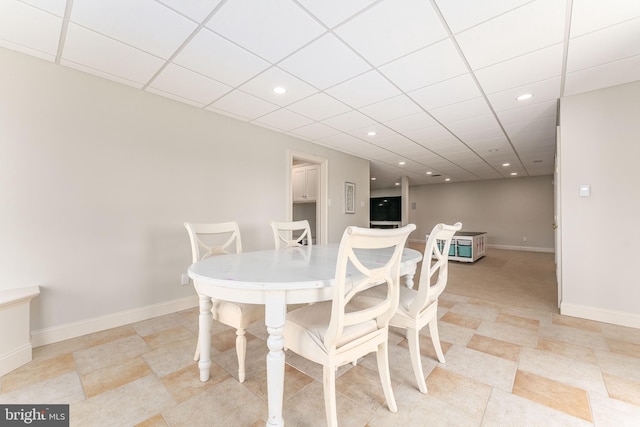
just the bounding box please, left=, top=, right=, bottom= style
left=1, top=248, right=640, bottom=426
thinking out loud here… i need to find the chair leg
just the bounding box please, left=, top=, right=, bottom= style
left=377, top=340, right=397, bottom=413
left=323, top=366, right=338, bottom=427
left=428, top=319, right=446, bottom=363
left=407, top=328, right=428, bottom=394
left=236, top=328, right=247, bottom=383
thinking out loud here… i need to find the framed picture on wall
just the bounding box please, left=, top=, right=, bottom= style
left=345, top=182, right=355, bottom=214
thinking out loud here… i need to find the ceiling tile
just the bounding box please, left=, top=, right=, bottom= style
left=278, top=33, right=371, bottom=90
left=296, top=0, right=376, bottom=29
left=409, top=73, right=482, bottom=111
left=570, top=0, right=640, bottom=37
left=325, top=70, right=401, bottom=108
left=322, top=110, right=377, bottom=132
left=20, top=0, right=67, bottom=16
left=348, top=125, right=397, bottom=141
left=286, top=93, right=352, bottom=121
left=206, top=0, right=325, bottom=63
left=403, top=124, right=457, bottom=147
left=156, top=0, right=223, bottom=23
left=455, top=0, right=566, bottom=70
left=61, top=23, right=164, bottom=87
left=566, top=18, right=640, bottom=73
left=379, top=38, right=468, bottom=92
left=564, top=54, right=640, bottom=96
left=0, top=0, right=62, bottom=60
left=335, top=0, right=447, bottom=66
left=148, top=63, right=232, bottom=106
left=359, top=95, right=422, bottom=123
left=487, top=77, right=561, bottom=112
left=71, top=0, right=197, bottom=59
left=239, top=67, right=318, bottom=107
left=496, top=100, right=557, bottom=125
left=173, top=28, right=270, bottom=87
left=252, top=108, right=314, bottom=132
left=474, top=43, right=563, bottom=94
left=288, top=123, right=342, bottom=141
left=429, top=97, right=492, bottom=124
left=434, top=0, right=531, bottom=33
left=208, top=90, right=280, bottom=121
left=504, top=116, right=557, bottom=144
left=445, top=114, right=502, bottom=135
left=384, top=112, right=438, bottom=134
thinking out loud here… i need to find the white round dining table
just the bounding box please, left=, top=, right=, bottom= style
left=188, top=243, right=422, bottom=426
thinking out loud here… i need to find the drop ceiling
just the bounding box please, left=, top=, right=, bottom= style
left=2, top=0, right=639, bottom=189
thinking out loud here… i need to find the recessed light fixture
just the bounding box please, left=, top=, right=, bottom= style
left=398, top=161, right=405, bottom=165
left=510, top=172, right=518, bottom=176
left=502, top=163, right=510, bottom=167
left=367, top=131, right=377, bottom=137
left=445, top=178, right=451, bottom=182
left=426, top=171, right=432, bottom=175
left=371, top=177, right=376, bottom=181
left=516, top=93, right=533, bottom=101
left=395, top=182, right=400, bottom=186
left=273, top=86, right=286, bottom=95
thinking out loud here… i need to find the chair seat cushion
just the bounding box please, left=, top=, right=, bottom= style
left=211, top=300, right=264, bottom=329
left=284, top=301, right=377, bottom=363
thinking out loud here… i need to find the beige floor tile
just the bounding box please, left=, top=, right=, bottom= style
left=539, top=322, right=609, bottom=351
left=135, top=414, right=169, bottom=427
left=440, top=311, right=482, bottom=329
left=132, top=313, right=191, bottom=337
left=142, top=326, right=196, bottom=350
left=482, top=388, right=593, bottom=427
left=73, top=335, right=151, bottom=375
left=589, top=390, right=640, bottom=427
left=513, top=370, right=592, bottom=421
left=435, top=320, right=477, bottom=346
left=466, top=334, right=521, bottom=362
left=449, top=302, right=499, bottom=322
left=552, top=313, right=602, bottom=333
left=212, top=336, right=268, bottom=382
left=83, top=324, right=138, bottom=348
left=496, top=312, right=540, bottom=330
left=142, top=338, right=196, bottom=378
left=606, top=337, right=640, bottom=359
left=600, top=322, right=640, bottom=345
left=595, top=349, right=640, bottom=383
left=81, top=356, right=152, bottom=398
left=335, top=364, right=392, bottom=412
left=161, top=361, right=229, bottom=403
left=0, top=352, right=76, bottom=393
left=537, top=337, right=598, bottom=365
left=426, top=366, right=492, bottom=419
left=396, top=333, right=453, bottom=361
left=603, top=372, right=640, bottom=407
left=476, top=319, right=539, bottom=348
left=0, top=371, right=85, bottom=405
left=437, top=345, right=517, bottom=392
left=210, top=328, right=256, bottom=353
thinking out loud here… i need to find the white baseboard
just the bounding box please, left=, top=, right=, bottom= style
left=561, top=302, right=640, bottom=329
left=0, top=343, right=32, bottom=377
left=31, top=295, right=199, bottom=348
left=408, top=239, right=554, bottom=253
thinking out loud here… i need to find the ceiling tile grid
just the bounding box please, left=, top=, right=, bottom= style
left=2, top=0, right=639, bottom=188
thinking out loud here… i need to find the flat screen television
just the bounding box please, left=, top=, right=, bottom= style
left=370, top=196, right=401, bottom=222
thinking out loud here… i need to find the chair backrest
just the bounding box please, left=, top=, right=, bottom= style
left=184, top=221, right=243, bottom=263
left=270, top=220, right=312, bottom=249
left=324, top=224, right=416, bottom=351
left=409, top=222, right=462, bottom=316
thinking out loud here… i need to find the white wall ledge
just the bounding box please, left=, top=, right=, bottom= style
left=0, top=285, right=40, bottom=377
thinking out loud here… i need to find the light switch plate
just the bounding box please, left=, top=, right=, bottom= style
left=579, top=184, right=590, bottom=197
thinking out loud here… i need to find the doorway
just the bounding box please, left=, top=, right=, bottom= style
left=288, top=151, right=328, bottom=245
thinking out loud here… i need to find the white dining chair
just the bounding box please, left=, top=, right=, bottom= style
left=184, top=221, right=264, bottom=383
left=270, top=220, right=312, bottom=248
left=361, top=222, right=461, bottom=394
left=283, top=224, right=416, bottom=426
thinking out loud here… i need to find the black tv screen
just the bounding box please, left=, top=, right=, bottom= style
left=370, top=196, right=401, bottom=221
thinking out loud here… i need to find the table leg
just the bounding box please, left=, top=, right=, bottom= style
left=403, top=272, right=416, bottom=289
left=198, top=294, right=213, bottom=382
left=265, top=291, right=287, bottom=426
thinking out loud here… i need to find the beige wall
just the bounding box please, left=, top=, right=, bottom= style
left=559, top=80, right=640, bottom=328
left=375, top=176, right=555, bottom=251
left=0, top=47, right=370, bottom=339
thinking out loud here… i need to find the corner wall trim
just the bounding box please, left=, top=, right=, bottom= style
left=31, top=295, right=199, bottom=347
left=561, top=302, right=640, bottom=329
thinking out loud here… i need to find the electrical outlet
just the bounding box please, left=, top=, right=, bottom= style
left=523, top=236, right=527, bottom=242
left=181, top=273, right=190, bottom=285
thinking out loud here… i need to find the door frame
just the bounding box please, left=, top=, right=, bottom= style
left=288, top=150, right=328, bottom=245
left=555, top=126, right=563, bottom=309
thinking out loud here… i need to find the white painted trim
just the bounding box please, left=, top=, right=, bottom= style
left=31, top=295, right=198, bottom=347
left=561, top=302, right=640, bottom=329
left=408, top=239, right=554, bottom=253
left=0, top=343, right=32, bottom=377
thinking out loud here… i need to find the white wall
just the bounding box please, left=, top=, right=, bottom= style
left=376, top=176, right=555, bottom=251
left=559, top=80, right=640, bottom=328
left=0, top=47, right=370, bottom=342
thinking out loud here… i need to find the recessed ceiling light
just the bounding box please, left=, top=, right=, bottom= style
left=510, top=172, right=518, bottom=176
left=445, top=178, right=451, bottom=182
left=426, top=171, right=432, bottom=175
left=395, top=182, right=400, bottom=186
left=371, top=177, right=376, bottom=181
left=398, top=161, right=405, bottom=165
left=502, top=163, right=510, bottom=167
left=516, top=93, right=533, bottom=101
left=273, top=86, right=286, bottom=95
left=367, top=131, right=376, bottom=137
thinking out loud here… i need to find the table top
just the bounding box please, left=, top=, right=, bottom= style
left=188, top=244, right=422, bottom=292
